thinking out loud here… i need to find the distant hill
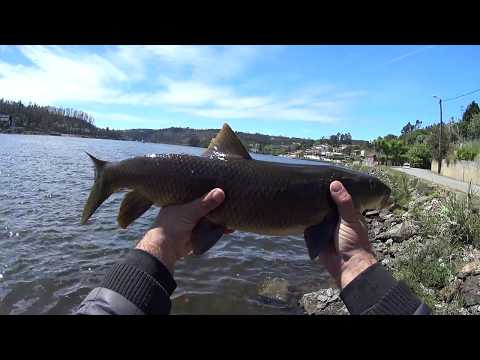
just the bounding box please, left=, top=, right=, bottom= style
left=0, top=99, right=372, bottom=153
left=120, top=127, right=317, bottom=149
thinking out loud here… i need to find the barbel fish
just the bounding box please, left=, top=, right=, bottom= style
left=81, top=123, right=392, bottom=259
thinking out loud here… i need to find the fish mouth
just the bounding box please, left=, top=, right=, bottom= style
left=380, top=195, right=394, bottom=209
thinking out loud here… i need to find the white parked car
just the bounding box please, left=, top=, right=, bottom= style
left=403, top=163, right=411, bottom=168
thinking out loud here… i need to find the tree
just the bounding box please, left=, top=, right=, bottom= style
left=374, top=138, right=406, bottom=165
left=462, top=101, right=480, bottom=123
left=401, top=121, right=414, bottom=136
left=329, top=134, right=338, bottom=147
left=188, top=134, right=200, bottom=147
left=428, top=125, right=452, bottom=163
left=467, top=113, right=480, bottom=140
left=384, top=134, right=398, bottom=141
left=406, top=143, right=431, bottom=169
left=389, top=140, right=407, bottom=165
left=459, top=101, right=480, bottom=140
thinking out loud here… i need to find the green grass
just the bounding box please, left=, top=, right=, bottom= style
left=348, top=164, right=480, bottom=309
left=441, top=189, right=480, bottom=247
left=393, top=239, right=455, bottom=309
left=456, top=141, right=480, bottom=161
left=387, top=170, right=414, bottom=209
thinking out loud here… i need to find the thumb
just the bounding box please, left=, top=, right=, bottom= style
left=330, top=181, right=358, bottom=223
left=181, top=188, right=225, bottom=223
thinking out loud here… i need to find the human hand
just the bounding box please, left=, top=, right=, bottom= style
left=319, top=181, right=377, bottom=289
left=136, top=188, right=227, bottom=275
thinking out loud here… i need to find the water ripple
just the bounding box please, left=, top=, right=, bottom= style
left=0, top=134, right=331, bottom=315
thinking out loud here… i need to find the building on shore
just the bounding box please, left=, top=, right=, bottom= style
left=365, top=154, right=379, bottom=167
left=0, top=114, right=14, bottom=128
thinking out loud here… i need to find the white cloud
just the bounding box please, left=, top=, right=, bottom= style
left=0, top=45, right=365, bottom=125
left=0, top=45, right=127, bottom=105
left=87, top=111, right=167, bottom=129
left=142, top=45, right=260, bottom=81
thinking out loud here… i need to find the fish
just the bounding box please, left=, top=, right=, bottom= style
left=81, top=123, right=392, bottom=259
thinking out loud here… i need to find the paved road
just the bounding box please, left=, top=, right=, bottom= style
left=391, top=166, right=480, bottom=195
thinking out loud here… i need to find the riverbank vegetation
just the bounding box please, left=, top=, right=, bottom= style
left=373, top=101, right=480, bottom=169
left=0, top=98, right=370, bottom=156
left=366, top=166, right=480, bottom=312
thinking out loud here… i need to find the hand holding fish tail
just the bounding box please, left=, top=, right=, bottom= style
left=136, top=188, right=227, bottom=274
left=319, top=181, right=377, bottom=289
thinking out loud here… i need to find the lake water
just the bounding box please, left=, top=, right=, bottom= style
left=0, top=134, right=334, bottom=315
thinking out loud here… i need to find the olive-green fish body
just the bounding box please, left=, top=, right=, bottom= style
left=106, top=154, right=335, bottom=235
left=81, top=123, right=392, bottom=259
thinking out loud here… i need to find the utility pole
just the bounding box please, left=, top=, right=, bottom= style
left=433, top=95, right=443, bottom=174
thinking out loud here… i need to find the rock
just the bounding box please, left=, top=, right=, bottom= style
left=365, top=210, right=379, bottom=217
left=381, top=257, right=392, bottom=267
left=385, top=239, right=393, bottom=246
left=439, top=279, right=463, bottom=303
left=258, top=277, right=290, bottom=304
left=457, top=261, right=480, bottom=279
left=378, top=209, right=390, bottom=221
left=434, top=303, right=471, bottom=315
left=375, top=228, right=394, bottom=242
left=467, top=304, right=480, bottom=315
left=461, top=275, right=480, bottom=307
left=299, top=288, right=348, bottom=315
left=376, top=221, right=418, bottom=243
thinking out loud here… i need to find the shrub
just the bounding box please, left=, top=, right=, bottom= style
left=456, top=141, right=480, bottom=161
left=406, top=143, right=431, bottom=169
left=441, top=189, right=480, bottom=247
left=394, top=239, right=454, bottom=308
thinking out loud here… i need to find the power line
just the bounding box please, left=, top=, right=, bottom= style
left=444, top=87, right=480, bottom=102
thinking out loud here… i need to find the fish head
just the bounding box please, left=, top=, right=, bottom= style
left=339, top=171, right=392, bottom=212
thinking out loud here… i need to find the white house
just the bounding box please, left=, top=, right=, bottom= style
left=0, top=114, right=13, bottom=127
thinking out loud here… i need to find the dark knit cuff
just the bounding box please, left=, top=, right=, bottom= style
left=100, top=249, right=177, bottom=315
left=123, top=249, right=177, bottom=294
left=340, top=262, right=421, bottom=315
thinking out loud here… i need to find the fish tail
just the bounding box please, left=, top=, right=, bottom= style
left=81, top=152, right=113, bottom=224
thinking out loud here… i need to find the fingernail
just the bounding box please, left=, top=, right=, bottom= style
left=331, top=182, right=343, bottom=193
left=210, top=189, right=221, bottom=201
left=205, top=189, right=221, bottom=204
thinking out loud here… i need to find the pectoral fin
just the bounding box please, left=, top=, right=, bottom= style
left=191, top=218, right=226, bottom=255
left=304, top=208, right=339, bottom=260
left=117, top=191, right=153, bottom=229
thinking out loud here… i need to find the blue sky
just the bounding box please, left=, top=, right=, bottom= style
left=0, top=45, right=479, bottom=140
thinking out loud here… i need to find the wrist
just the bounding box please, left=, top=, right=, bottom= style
left=135, top=228, right=177, bottom=275
left=339, top=250, right=377, bottom=289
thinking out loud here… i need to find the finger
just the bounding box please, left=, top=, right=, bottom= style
left=330, top=181, right=358, bottom=223
left=184, top=241, right=193, bottom=255
left=181, top=188, right=226, bottom=223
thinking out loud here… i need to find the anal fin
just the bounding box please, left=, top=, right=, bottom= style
left=191, top=218, right=226, bottom=255
left=304, top=208, right=339, bottom=260
left=117, top=191, right=153, bottom=229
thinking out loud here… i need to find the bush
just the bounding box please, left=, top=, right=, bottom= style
left=456, top=141, right=480, bottom=161
left=406, top=143, right=431, bottom=169
left=441, top=191, right=480, bottom=247
left=394, top=239, right=454, bottom=308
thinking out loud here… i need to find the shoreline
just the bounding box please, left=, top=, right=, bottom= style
left=295, top=166, right=480, bottom=315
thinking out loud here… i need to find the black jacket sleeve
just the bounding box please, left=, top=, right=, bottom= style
left=340, top=262, right=431, bottom=315
left=76, top=249, right=176, bottom=315
left=76, top=251, right=430, bottom=315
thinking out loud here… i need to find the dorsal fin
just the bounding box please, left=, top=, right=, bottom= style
left=203, top=123, right=252, bottom=160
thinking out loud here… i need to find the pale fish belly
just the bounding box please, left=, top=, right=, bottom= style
left=238, top=224, right=308, bottom=236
